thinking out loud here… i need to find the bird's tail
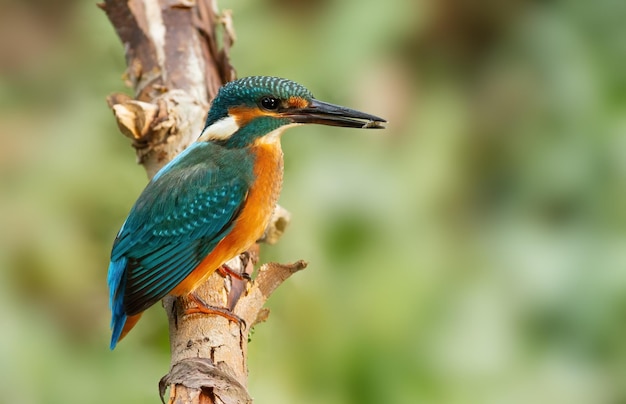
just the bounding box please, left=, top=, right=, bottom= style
left=110, top=314, right=125, bottom=349
left=108, top=257, right=140, bottom=349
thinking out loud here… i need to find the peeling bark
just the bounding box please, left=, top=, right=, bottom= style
left=101, top=1, right=304, bottom=402
left=101, top=0, right=235, bottom=177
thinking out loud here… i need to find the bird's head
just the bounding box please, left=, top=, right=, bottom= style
left=199, top=76, right=386, bottom=148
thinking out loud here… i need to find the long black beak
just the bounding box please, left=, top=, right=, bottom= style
left=285, top=99, right=386, bottom=129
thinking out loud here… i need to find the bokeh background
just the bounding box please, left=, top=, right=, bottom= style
left=1, top=0, right=625, bottom=403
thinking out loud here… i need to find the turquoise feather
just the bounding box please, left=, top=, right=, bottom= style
left=108, top=142, right=254, bottom=348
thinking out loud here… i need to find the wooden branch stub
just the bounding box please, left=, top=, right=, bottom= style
left=258, top=205, right=291, bottom=245
left=107, top=89, right=205, bottom=177
left=159, top=358, right=252, bottom=404
left=107, top=94, right=159, bottom=141
left=235, top=260, right=308, bottom=328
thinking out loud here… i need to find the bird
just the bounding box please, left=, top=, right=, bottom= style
left=107, top=76, right=386, bottom=349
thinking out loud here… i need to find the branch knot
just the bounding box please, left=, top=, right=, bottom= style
left=160, top=358, right=252, bottom=404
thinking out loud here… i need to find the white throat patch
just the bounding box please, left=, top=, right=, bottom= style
left=198, top=116, right=239, bottom=142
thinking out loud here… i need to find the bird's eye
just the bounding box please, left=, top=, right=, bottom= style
left=260, top=96, right=279, bottom=110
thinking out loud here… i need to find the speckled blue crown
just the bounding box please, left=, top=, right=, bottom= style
left=204, top=76, right=314, bottom=127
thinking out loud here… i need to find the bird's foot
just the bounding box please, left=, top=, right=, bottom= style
left=217, top=262, right=252, bottom=281
left=185, top=293, right=246, bottom=327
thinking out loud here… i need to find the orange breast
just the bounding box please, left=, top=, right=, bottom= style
left=170, top=139, right=284, bottom=295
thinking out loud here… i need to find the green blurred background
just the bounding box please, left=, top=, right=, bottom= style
left=1, top=0, right=625, bottom=403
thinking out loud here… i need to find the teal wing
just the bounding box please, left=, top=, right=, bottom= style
left=107, top=143, right=253, bottom=346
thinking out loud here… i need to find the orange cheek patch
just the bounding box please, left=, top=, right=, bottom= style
left=229, top=106, right=287, bottom=126
left=228, top=106, right=268, bottom=126
left=287, top=96, right=309, bottom=109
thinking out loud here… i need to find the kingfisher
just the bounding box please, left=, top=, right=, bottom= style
left=107, top=76, right=385, bottom=349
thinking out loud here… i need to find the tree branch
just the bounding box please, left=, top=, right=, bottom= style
left=101, top=1, right=304, bottom=402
